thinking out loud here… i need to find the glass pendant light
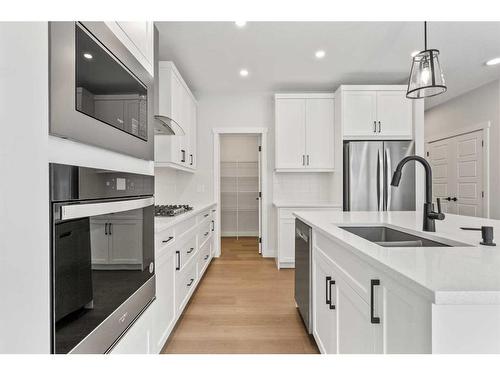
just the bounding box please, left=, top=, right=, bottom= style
left=406, top=22, right=447, bottom=99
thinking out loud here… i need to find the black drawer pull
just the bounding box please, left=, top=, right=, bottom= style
left=204, top=231, right=209, bottom=236
left=187, top=247, right=194, bottom=254
left=175, top=251, right=180, bottom=271
left=105, top=223, right=108, bottom=235
left=204, top=254, right=209, bottom=260
left=181, top=149, right=186, bottom=163
left=328, top=279, right=336, bottom=310
left=162, top=236, right=174, bottom=244
left=325, top=276, right=331, bottom=305
left=370, top=279, right=380, bottom=324
left=187, top=278, right=194, bottom=287
left=190, top=154, right=193, bottom=166
left=204, top=213, right=209, bottom=218
left=211, top=220, right=215, bottom=231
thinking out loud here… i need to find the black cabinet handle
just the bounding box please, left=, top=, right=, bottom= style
left=452, top=197, right=458, bottom=202
left=370, top=279, right=380, bottom=324
left=187, top=278, right=194, bottom=287
left=378, top=121, right=381, bottom=133
left=204, top=231, right=209, bottom=236
left=187, top=247, right=194, bottom=254
left=302, top=155, right=305, bottom=166
left=190, top=154, right=193, bottom=165
left=204, top=254, right=209, bottom=260
left=105, top=223, right=108, bottom=235
left=181, top=149, right=186, bottom=163
left=325, top=276, right=331, bottom=305
left=306, top=155, right=310, bottom=166
left=175, top=251, right=180, bottom=271
left=162, top=236, right=174, bottom=244
left=108, top=223, right=112, bottom=235
left=211, top=220, right=215, bottom=231
left=328, top=279, right=336, bottom=310
left=373, top=121, right=377, bottom=133
left=204, top=213, right=209, bottom=218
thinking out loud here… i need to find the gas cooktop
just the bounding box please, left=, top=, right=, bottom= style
left=154, top=205, right=193, bottom=217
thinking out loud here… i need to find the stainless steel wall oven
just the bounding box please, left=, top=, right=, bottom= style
left=50, top=163, right=155, bottom=353
left=49, top=22, right=154, bottom=160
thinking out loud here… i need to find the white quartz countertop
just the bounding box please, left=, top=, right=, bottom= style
left=273, top=201, right=342, bottom=208
left=155, top=202, right=216, bottom=233
left=293, top=210, right=500, bottom=304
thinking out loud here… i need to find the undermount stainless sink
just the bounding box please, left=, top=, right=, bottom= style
left=339, top=226, right=451, bottom=247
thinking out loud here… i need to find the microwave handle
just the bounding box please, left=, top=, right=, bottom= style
left=59, top=197, right=154, bottom=221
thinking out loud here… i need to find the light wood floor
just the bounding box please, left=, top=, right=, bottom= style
left=162, top=237, right=319, bottom=354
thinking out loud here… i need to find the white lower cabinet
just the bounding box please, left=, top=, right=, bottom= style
left=152, top=249, right=176, bottom=353
left=312, top=231, right=432, bottom=354
left=312, top=249, right=337, bottom=354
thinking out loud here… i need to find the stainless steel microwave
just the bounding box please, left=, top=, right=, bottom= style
left=49, top=22, right=154, bottom=160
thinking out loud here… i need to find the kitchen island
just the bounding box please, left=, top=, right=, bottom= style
left=294, top=210, right=500, bottom=354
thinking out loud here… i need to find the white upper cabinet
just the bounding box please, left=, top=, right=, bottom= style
left=275, top=93, right=335, bottom=171
left=339, top=86, right=413, bottom=139
left=155, top=62, right=198, bottom=172
left=105, top=22, right=154, bottom=76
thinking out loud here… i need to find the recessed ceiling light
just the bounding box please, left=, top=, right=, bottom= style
left=235, top=21, right=247, bottom=28
left=83, top=52, right=93, bottom=60
left=411, top=50, right=420, bottom=58
left=486, top=57, right=500, bottom=66
left=239, top=69, right=249, bottom=77
left=315, top=50, right=326, bottom=59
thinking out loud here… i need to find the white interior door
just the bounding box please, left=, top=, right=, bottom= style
left=427, top=130, right=485, bottom=217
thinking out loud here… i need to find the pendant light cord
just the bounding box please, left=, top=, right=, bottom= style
left=424, top=21, right=427, bottom=50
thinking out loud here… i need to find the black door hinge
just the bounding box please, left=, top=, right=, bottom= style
left=259, top=192, right=262, bottom=198
left=258, top=146, right=261, bottom=152
left=259, top=237, right=262, bottom=243
left=426, top=151, right=429, bottom=157
left=482, top=191, right=485, bottom=198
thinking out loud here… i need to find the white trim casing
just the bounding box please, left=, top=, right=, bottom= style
left=213, top=128, right=269, bottom=258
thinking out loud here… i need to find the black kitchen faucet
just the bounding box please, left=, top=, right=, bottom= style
left=391, top=156, right=445, bottom=232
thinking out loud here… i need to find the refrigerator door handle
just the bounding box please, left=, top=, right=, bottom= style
left=385, top=148, right=392, bottom=211
left=378, top=149, right=384, bottom=211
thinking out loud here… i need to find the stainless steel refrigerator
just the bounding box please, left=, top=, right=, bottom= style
left=343, top=141, right=416, bottom=211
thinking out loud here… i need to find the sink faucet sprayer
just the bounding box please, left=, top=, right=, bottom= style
left=391, top=155, right=445, bottom=232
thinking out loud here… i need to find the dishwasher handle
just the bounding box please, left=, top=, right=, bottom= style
left=296, top=229, right=309, bottom=243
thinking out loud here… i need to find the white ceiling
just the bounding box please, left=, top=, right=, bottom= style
left=156, top=22, right=500, bottom=108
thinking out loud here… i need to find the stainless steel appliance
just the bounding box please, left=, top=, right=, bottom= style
left=295, top=219, right=312, bottom=334
left=50, top=163, right=155, bottom=354
left=155, top=204, right=193, bottom=217
left=343, top=141, right=416, bottom=211
left=49, top=22, right=154, bottom=160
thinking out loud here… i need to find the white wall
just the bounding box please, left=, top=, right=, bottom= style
left=425, top=80, right=500, bottom=218
left=0, top=22, right=51, bottom=353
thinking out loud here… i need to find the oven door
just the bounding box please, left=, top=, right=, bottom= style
left=52, top=197, right=155, bottom=354
left=49, top=22, right=154, bottom=160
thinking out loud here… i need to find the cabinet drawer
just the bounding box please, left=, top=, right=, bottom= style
left=175, top=259, right=198, bottom=314
left=175, top=216, right=196, bottom=239
left=180, top=235, right=197, bottom=268
left=198, top=239, right=211, bottom=276
left=155, top=227, right=175, bottom=256
left=197, top=209, right=211, bottom=224
left=315, top=232, right=378, bottom=302
left=199, top=221, right=212, bottom=246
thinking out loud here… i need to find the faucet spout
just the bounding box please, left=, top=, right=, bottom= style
left=391, top=155, right=444, bottom=232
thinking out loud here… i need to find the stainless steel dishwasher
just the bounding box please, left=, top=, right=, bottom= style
left=295, top=219, right=312, bottom=334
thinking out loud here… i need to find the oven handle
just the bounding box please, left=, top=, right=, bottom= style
left=59, top=197, right=154, bottom=220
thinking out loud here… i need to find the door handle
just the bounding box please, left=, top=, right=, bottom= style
left=452, top=197, right=458, bottom=202
left=370, top=279, right=381, bottom=324
left=325, top=276, right=331, bottom=305
left=175, top=250, right=180, bottom=271
left=328, top=278, right=336, bottom=310
left=385, top=148, right=392, bottom=211
left=376, top=149, right=384, bottom=211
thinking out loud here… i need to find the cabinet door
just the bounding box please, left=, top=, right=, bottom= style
left=342, top=91, right=377, bottom=137
left=376, top=91, right=412, bottom=137
left=108, top=221, right=143, bottom=266
left=188, top=97, right=197, bottom=169
left=278, top=218, right=296, bottom=266
left=313, top=250, right=338, bottom=354
left=305, top=98, right=334, bottom=169
left=337, top=277, right=382, bottom=353
left=90, top=220, right=109, bottom=264
left=115, top=22, right=153, bottom=65
left=153, top=251, right=176, bottom=352
left=275, top=98, right=306, bottom=169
